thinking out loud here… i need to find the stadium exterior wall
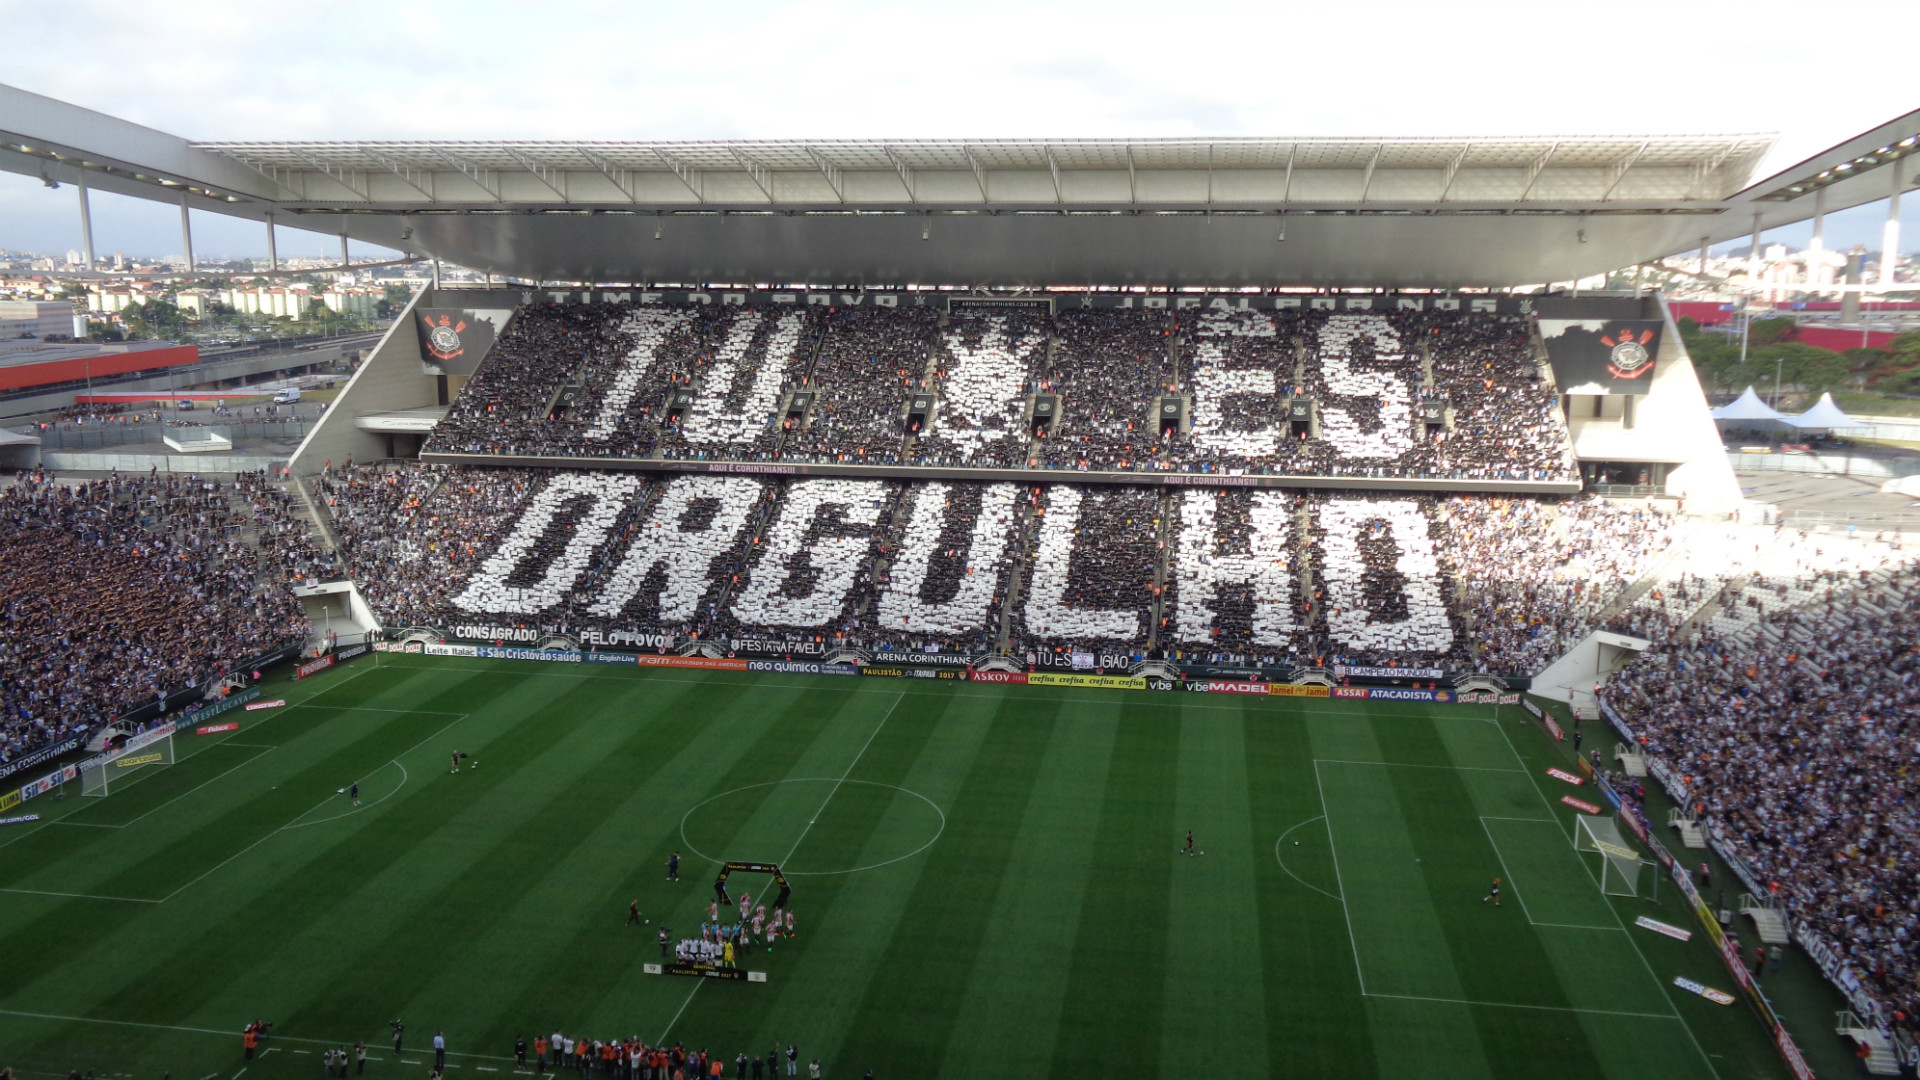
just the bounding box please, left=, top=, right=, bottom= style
left=291, top=287, right=433, bottom=473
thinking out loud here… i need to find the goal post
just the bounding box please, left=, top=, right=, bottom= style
left=81, top=729, right=176, bottom=797
left=1574, top=814, right=1646, bottom=898
left=1597, top=849, right=1646, bottom=898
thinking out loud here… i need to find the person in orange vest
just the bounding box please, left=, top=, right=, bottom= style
left=243, top=1022, right=259, bottom=1060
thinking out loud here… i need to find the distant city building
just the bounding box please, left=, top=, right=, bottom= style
left=222, top=286, right=313, bottom=318
left=322, top=289, right=378, bottom=317
left=0, top=299, right=77, bottom=343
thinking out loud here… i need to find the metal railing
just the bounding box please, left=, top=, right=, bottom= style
left=20, top=419, right=316, bottom=450
left=1781, top=509, right=1920, bottom=527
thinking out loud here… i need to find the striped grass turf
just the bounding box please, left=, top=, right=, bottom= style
left=0, top=656, right=1795, bottom=1080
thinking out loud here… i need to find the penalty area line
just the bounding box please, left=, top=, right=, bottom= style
left=1361, top=992, right=1682, bottom=1021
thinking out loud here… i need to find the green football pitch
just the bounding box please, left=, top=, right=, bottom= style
left=0, top=657, right=1794, bottom=1080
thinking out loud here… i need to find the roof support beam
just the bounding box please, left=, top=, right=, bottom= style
left=1601, top=139, right=1650, bottom=202
left=1358, top=144, right=1383, bottom=203
left=575, top=147, right=639, bottom=203
left=429, top=148, right=500, bottom=202
left=359, top=149, right=435, bottom=200
left=500, top=147, right=569, bottom=203
left=1044, top=144, right=1063, bottom=204
left=1518, top=141, right=1559, bottom=201
left=728, top=148, right=775, bottom=204
left=804, top=147, right=844, bottom=203
left=1685, top=140, right=1740, bottom=200
left=1282, top=143, right=1295, bottom=203
left=1437, top=142, right=1471, bottom=202
left=883, top=146, right=916, bottom=203
left=1125, top=144, right=1137, bottom=204
left=963, top=145, right=989, bottom=203
left=651, top=148, right=704, bottom=203
left=284, top=148, right=367, bottom=200
left=1206, top=142, right=1215, bottom=205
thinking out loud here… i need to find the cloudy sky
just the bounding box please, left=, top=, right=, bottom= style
left=1, top=0, right=1913, bottom=259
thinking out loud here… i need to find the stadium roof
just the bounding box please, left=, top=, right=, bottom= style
left=3, top=82, right=1914, bottom=288
left=190, top=134, right=1775, bottom=207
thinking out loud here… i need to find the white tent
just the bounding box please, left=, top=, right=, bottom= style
left=1710, top=386, right=1787, bottom=423
left=1786, top=393, right=1865, bottom=432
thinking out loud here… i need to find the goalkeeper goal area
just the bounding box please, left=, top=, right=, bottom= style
left=1574, top=814, right=1647, bottom=898
left=80, top=728, right=176, bottom=797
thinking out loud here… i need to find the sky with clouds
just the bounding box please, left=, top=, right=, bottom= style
left=1, top=0, right=1913, bottom=259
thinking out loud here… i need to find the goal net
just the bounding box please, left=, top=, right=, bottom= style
left=1574, top=815, right=1645, bottom=898
left=81, top=730, right=176, bottom=797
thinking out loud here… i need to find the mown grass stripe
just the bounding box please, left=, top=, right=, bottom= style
left=1246, top=700, right=1376, bottom=1079
left=932, top=698, right=1120, bottom=1080
left=830, top=692, right=1063, bottom=1075
left=1047, top=697, right=1179, bottom=1078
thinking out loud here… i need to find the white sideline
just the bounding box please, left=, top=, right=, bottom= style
left=0, top=1006, right=516, bottom=1060
left=1361, top=991, right=1683, bottom=1021
left=1493, top=719, right=1722, bottom=1080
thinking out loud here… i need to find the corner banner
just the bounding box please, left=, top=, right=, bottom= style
left=1539, top=319, right=1663, bottom=395
left=415, top=307, right=509, bottom=376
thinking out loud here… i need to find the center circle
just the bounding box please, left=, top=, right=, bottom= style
left=678, top=778, right=945, bottom=876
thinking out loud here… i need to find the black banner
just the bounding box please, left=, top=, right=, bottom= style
left=665, top=963, right=752, bottom=981
left=727, top=637, right=830, bottom=658
left=439, top=285, right=1533, bottom=316
left=948, top=297, right=1056, bottom=314
left=416, top=307, right=508, bottom=376
left=0, top=737, right=83, bottom=783
left=1540, top=318, right=1663, bottom=395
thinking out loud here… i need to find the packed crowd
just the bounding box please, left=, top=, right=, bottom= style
left=422, top=301, right=1575, bottom=482
left=1180, top=310, right=1309, bottom=471
left=320, top=463, right=1702, bottom=676
left=0, top=469, right=308, bottom=768
left=713, top=479, right=900, bottom=638
left=1037, top=309, right=1175, bottom=470
left=1164, top=488, right=1301, bottom=658
left=429, top=302, right=638, bottom=456
left=913, top=312, right=1051, bottom=468
left=1013, top=484, right=1162, bottom=656
left=1606, top=558, right=1920, bottom=1038
left=783, top=306, right=938, bottom=465
left=1418, top=312, right=1569, bottom=481
left=862, top=481, right=1021, bottom=656
left=322, top=464, right=545, bottom=629
left=1445, top=495, right=1678, bottom=673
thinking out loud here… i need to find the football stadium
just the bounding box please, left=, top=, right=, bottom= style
left=2, top=73, right=1919, bottom=1080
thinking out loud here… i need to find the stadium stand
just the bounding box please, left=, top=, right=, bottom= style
left=914, top=312, right=1051, bottom=468
left=0, top=470, right=309, bottom=768
left=313, top=463, right=1711, bottom=679
left=420, top=301, right=1576, bottom=482
left=784, top=305, right=938, bottom=465
left=1606, top=550, right=1920, bottom=1038
left=1037, top=308, right=1175, bottom=470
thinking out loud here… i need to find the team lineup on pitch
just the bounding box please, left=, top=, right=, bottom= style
left=0, top=656, right=1801, bottom=1080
